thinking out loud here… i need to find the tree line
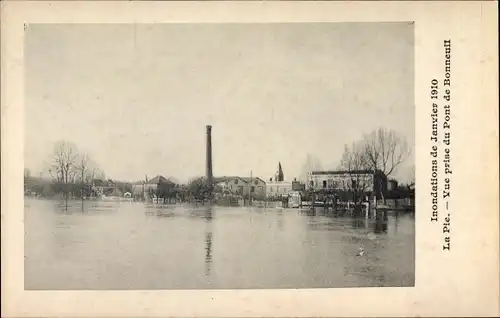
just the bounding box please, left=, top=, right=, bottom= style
left=26, top=129, right=413, bottom=208
left=23, top=140, right=109, bottom=209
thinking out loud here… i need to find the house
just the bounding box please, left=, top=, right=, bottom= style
left=145, top=175, right=174, bottom=189
left=214, top=177, right=243, bottom=195
left=131, top=175, right=177, bottom=200
left=144, top=175, right=177, bottom=198
left=308, top=169, right=388, bottom=198
left=266, top=178, right=293, bottom=197
left=131, top=181, right=145, bottom=199
left=214, top=176, right=266, bottom=199
left=240, top=177, right=266, bottom=199
left=292, top=179, right=306, bottom=191
left=92, top=179, right=116, bottom=197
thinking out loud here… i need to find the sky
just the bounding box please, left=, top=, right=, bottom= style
left=25, top=23, right=415, bottom=184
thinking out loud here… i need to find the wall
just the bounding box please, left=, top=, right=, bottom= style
left=226, top=179, right=245, bottom=195
left=221, top=178, right=266, bottom=199
left=309, top=171, right=388, bottom=199
left=266, top=181, right=293, bottom=197
left=131, top=184, right=144, bottom=197
left=309, top=172, right=375, bottom=192
left=248, top=178, right=266, bottom=199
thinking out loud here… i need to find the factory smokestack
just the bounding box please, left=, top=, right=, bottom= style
left=206, top=125, right=213, bottom=187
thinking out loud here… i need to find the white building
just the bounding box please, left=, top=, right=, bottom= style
left=307, top=170, right=387, bottom=195
left=266, top=181, right=293, bottom=197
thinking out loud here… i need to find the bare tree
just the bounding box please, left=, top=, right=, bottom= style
left=407, top=164, right=415, bottom=188
left=48, top=140, right=79, bottom=209
left=95, top=169, right=106, bottom=181
left=362, top=128, right=411, bottom=203
left=75, top=153, right=98, bottom=209
left=363, top=128, right=411, bottom=177
left=300, top=154, right=323, bottom=184
left=338, top=142, right=373, bottom=207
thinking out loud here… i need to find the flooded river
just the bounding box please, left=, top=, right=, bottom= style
left=24, top=198, right=415, bottom=290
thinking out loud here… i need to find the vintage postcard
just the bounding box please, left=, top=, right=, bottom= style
left=1, top=1, right=498, bottom=317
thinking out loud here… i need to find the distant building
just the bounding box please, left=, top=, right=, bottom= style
left=241, top=177, right=266, bottom=199
left=308, top=169, right=388, bottom=198
left=145, top=175, right=175, bottom=190
left=266, top=177, right=293, bottom=197
left=145, top=175, right=177, bottom=199
left=92, top=179, right=116, bottom=196
left=131, top=181, right=145, bottom=199
left=292, top=178, right=306, bottom=191
left=131, top=175, right=177, bottom=200
left=214, top=176, right=266, bottom=199
left=214, top=176, right=246, bottom=195
left=264, top=162, right=296, bottom=197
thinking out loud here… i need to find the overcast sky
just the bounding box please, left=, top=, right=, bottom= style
left=25, top=23, right=414, bottom=183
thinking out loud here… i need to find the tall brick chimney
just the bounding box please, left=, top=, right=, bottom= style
left=206, top=125, right=213, bottom=186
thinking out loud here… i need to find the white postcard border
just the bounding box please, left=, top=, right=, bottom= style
left=1, top=1, right=498, bottom=317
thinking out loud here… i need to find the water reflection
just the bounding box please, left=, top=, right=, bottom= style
left=25, top=199, right=415, bottom=289
left=203, top=206, right=213, bottom=222
left=374, top=211, right=389, bottom=234
left=351, top=218, right=369, bottom=229
left=205, top=231, right=213, bottom=276
left=203, top=206, right=213, bottom=276
left=394, top=212, right=399, bottom=234
left=276, top=209, right=284, bottom=230
left=374, top=221, right=388, bottom=233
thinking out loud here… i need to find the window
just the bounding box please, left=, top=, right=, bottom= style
left=270, top=187, right=274, bottom=193
left=251, top=186, right=255, bottom=193
left=234, top=179, right=239, bottom=184
left=323, top=180, right=327, bottom=189
left=238, top=186, right=244, bottom=193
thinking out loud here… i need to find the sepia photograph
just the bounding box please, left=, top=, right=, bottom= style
left=2, top=1, right=499, bottom=317
left=23, top=22, right=415, bottom=290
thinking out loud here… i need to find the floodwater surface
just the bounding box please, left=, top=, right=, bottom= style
left=24, top=198, right=415, bottom=289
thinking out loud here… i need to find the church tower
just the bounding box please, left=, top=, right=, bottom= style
left=275, top=162, right=284, bottom=182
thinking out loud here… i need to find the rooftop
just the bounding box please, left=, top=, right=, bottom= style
left=311, top=169, right=377, bottom=175
left=240, top=177, right=265, bottom=184
left=214, top=176, right=266, bottom=184
left=93, top=179, right=115, bottom=187
left=214, top=176, right=247, bottom=183
left=147, top=175, right=176, bottom=184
